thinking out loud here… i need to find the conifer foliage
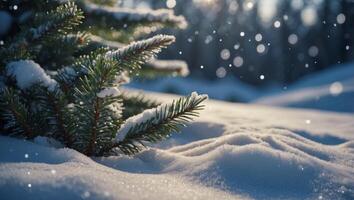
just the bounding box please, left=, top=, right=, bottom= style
left=0, top=0, right=207, bottom=156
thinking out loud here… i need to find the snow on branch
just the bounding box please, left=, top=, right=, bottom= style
left=105, top=35, right=176, bottom=72
left=88, top=35, right=188, bottom=77
left=83, top=2, right=187, bottom=29
left=97, top=87, right=121, bottom=98
left=114, top=92, right=208, bottom=154
left=2, top=1, right=84, bottom=57
left=6, top=60, right=58, bottom=91
left=143, top=59, right=190, bottom=77
left=30, top=2, right=83, bottom=41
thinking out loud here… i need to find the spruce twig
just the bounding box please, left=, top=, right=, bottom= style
left=107, top=92, right=208, bottom=155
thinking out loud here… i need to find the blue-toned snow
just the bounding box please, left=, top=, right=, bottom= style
left=1, top=93, right=354, bottom=200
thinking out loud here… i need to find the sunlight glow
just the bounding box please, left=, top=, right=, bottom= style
left=244, top=1, right=255, bottom=11
left=301, top=6, right=318, bottom=26
left=258, top=0, right=278, bottom=23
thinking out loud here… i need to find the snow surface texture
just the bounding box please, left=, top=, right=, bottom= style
left=6, top=60, right=58, bottom=91
left=128, top=77, right=259, bottom=102
left=1, top=92, right=353, bottom=199
left=255, top=63, right=354, bottom=113
left=129, top=63, right=354, bottom=113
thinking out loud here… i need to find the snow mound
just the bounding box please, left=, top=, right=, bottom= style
left=1, top=93, right=354, bottom=199
left=101, top=128, right=354, bottom=199
left=129, top=62, right=354, bottom=113
left=0, top=136, right=239, bottom=200
left=255, top=63, right=354, bottom=113
left=128, top=77, right=259, bottom=102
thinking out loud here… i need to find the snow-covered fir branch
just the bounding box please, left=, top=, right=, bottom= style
left=0, top=2, right=84, bottom=62
left=114, top=92, right=208, bottom=154
left=60, top=35, right=175, bottom=79
left=105, top=34, right=175, bottom=69
left=0, top=0, right=203, bottom=157
left=30, top=2, right=83, bottom=42
left=6, top=60, right=58, bottom=91
left=83, top=1, right=187, bottom=29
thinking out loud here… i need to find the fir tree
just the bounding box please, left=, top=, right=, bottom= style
left=0, top=0, right=207, bottom=156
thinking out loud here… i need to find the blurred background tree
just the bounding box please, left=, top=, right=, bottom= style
left=130, top=0, right=353, bottom=87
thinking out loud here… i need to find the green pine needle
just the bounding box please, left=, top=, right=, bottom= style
left=106, top=35, right=176, bottom=73
left=0, top=88, right=44, bottom=139
left=121, top=91, right=161, bottom=119
left=113, top=92, right=208, bottom=155
left=0, top=1, right=199, bottom=158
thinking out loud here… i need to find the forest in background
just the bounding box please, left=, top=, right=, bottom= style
left=119, top=0, right=354, bottom=87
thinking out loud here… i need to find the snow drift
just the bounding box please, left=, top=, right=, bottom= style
left=129, top=62, right=354, bottom=113
left=255, top=63, right=354, bottom=113
left=128, top=77, right=259, bottom=102
left=1, top=92, right=354, bottom=199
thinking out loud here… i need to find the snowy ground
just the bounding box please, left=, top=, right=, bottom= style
left=254, top=63, right=354, bottom=113
left=1, top=92, right=354, bottom=200
left=128, top=77, right=259, bottom=102
left=129, top=63, right=354, bottom=113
